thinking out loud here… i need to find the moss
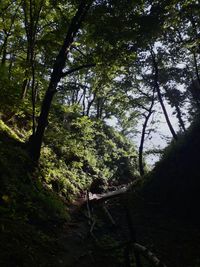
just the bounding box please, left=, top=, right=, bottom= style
left=0, top=119, right=22, bottom=142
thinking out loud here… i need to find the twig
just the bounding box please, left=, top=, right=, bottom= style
left=90, top=220, right=96, bottom=233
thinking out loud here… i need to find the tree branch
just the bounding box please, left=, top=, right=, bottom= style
left=61, top=63, right=96, bottom=77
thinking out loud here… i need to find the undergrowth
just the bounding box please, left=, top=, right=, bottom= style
left=0, top=107, right=139, bottom=266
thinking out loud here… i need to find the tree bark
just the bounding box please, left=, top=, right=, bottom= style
left=29, top=0, right=93, bottom=161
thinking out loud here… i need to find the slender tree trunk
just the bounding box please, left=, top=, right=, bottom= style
left=193, top=52, right=200, bottom=85
left=29, top=0, right=93, bottom=161
left=21, top=46, right=31, bottom=99
left=192, top=52, right=200, bottom=109
left=96, top=97, right=104, bottom=119
left=96, top=98, right=101, bottom=119
left=139, top=90, right=155, bottom=176
left=163, top=87, right=186, bottom=132
left=150, top=48, right=178, bottom=140
left=21, top=77, right=30, bottom=99
left=1, top=33, right=8, bottom=65
left=8, top=53, right=14, bottom=80
left=174, top=104, right=186, bottom=132
left=82, top=87, right=86, bottom=116
left=86, top=92, right=96, bottom=116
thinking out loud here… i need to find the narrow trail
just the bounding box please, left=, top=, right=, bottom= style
left=52, top=184, right=200, bottom=267
left=54, top=185, right=132, bottom=267
left=52, top=184, right=166, bottom=267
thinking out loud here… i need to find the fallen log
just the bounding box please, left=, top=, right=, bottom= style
left=88, top=178, right=141, bottom=204
left=89, top=186, right=127, bottom=202
left=87, top=238, right=167, bottom=267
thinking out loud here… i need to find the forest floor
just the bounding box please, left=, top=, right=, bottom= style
left=1, top=185, right=200, bottom=267
left=53, top=188, right=200, bottom=267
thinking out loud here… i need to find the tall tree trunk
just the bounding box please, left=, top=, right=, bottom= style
left=29, top=0, right=93, bottom=162
left=150, top=48, right=178, bottom=140
left=139, top=89, right=155, bottom=176
left=21, top=0, right=44, bottom=100
left=164, top=87, right=186, bottom=132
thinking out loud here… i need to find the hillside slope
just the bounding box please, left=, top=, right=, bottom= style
left=0, top=113, right=139, bottom=266
left=142, top=119, right=200, bottom=218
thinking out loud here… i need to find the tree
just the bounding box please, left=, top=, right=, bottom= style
left=150, top=46, right=178, bottom=140
left=138, top=88, right=156, bottom=176
left=29, top=0, right=94, bottom=161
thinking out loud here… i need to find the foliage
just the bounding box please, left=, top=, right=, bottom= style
left=43, top=104, right=139, bottom=192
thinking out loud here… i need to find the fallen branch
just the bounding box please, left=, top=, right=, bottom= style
left=86, top=190, right=92, bottom=219
left=90, top=220, right=96, bottom=233
left=102, top=205, right=116, bottom=226
left=86, top=190, right=98, bottom=241
left=133, top=243, right=167, bottom=267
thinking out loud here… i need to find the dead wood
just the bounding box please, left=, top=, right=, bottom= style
left=133, top=243, right=167, bottom=267
left=88, top=178, right=141, bottom=204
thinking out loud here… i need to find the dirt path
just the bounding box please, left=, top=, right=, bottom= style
left=52, top=190, right=200, bottom=267
left=53, top=190, right=131, bottom=267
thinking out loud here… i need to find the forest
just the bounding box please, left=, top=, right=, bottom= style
left=0, top=0, right=200, bottom=266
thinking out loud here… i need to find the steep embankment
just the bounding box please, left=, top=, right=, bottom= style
left=141, top=119, right=200, bottom=218
left=0, top=120, right=69, bottom=266
left=120, top=120, right=200, bottom=267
